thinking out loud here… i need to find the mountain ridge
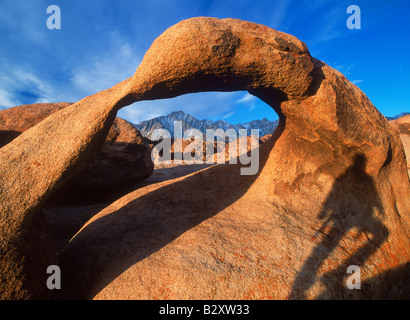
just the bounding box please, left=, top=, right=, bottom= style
left=385, top=112, right=410, bottom=121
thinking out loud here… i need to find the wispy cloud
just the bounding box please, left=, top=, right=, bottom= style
left=332, top=62, right=355, bottom=76
left=304, top=3, right=350, bottom=55
left=0, top=1, right=46, bottom=45
left=0, top=67, right=59, bottom=108
left=222, top=111, right=235, bottom=119
left=1, top=1, right=408, bottom=122
left=70, top=38, right=140, bottom=97
left=237, top=92, right=257, bottom=104
left=0, top=30, right=140, bottom=108
left=236, top=92, right=258, bottom=111
left=351, top=79, right=364, bottom=85
left=0, top=89, right=15, bottom=109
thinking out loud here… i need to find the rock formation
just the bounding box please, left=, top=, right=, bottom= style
left=51, top=116, right=154, bottom=204
left=75, top=116, right=153, bottom=191
left=0, top=103, right=70, bottom=147
left=1, top=17, right=409, bottom=300
left=0, top=81, right=134, bottom=299
left=389, top=114, right=410, bottom=176
left=0, top=103, right=154, bottom=205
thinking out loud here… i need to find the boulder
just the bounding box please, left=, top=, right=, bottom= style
left=73, top=117, right=153, bottom=193
left=1, top=17, right=409, bottom=299
left=0, top=103, right=70, bottom=147
left=52, top=117, right=154, bottom=204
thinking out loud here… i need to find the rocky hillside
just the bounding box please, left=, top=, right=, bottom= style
left=134, top=110, right=278, bottom=138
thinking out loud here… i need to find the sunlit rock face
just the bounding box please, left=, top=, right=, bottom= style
left=1, top=17, right=409, bottom=300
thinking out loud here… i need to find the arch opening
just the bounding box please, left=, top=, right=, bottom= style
left=118, top=90, right=280, bottom=127
left=118, top=90, right=281, bottom=173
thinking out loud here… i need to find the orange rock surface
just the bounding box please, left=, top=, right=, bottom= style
left=1, top=17, right=409, bottom=299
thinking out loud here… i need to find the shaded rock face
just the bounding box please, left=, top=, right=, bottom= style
left=78, top=117, right=153, bottom=190
left=0, top=17, right=409, bottom=300
left=51, top=117, right=154, bottom=205
left=0, top=103, right=154, bottom=204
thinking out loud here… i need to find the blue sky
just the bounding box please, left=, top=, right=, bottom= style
left=0, top=0, right=409, bottom=124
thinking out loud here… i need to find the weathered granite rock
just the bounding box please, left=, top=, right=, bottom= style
left=52, top=117, right=154, bottom=204
left=0, top=103, right=153, bottom=204
left=0, top=79, right=134, bottom=299
left=389, top=114, right=410, bottom=176
left=58, top=18, right=409, bottom=299
left=1, top=17, right=409, bottom=299
left=0, top=103, right=70, bottom=147
left=75, top=116, right=153, bottom=189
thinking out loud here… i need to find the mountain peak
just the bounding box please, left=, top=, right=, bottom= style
left=171, top=110, right=186, bottom=116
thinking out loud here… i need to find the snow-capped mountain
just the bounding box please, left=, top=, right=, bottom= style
left=134, top=110, right=278, bottom=138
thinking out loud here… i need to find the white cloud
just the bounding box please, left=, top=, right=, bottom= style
left=332, top=63, right=355, bottom=76
left=304, top=3, right=349, bottom=55
left=0, top=67, right=61, bottom=108
left=0, top=88, right=15, bottom=109
left=222, top=111, right=234, bottom=119
left=351, top=79, right=364, bottom=85
left=0, top=31, right=141, bottom=109
left=237, top=92, right=257, bottom=104
left=236, top=92, right=258, bottom=112
left=71, top=41, right=140, bottom=97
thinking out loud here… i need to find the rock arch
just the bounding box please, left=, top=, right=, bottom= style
left=1, top=17, right=409, bottom=299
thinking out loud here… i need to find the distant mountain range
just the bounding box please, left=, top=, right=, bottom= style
left=134, top=110, right=279, bottom=138
left=385, top=112, right=410, bottom=121
left=133, top=110, right=410, bottom=139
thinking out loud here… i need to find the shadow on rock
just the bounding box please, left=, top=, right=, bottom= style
left=55, top=121, right=284, bottom=299
left=289, top=153, right=389, bottom=299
